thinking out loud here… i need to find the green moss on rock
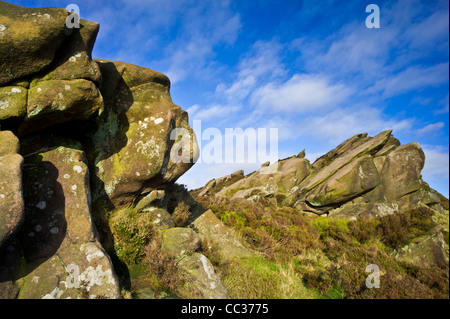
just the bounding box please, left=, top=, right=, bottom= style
left=0, top=86, right=27, bottom=121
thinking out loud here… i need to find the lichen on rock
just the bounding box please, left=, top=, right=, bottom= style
left=0, top=1, right=199, bottom=299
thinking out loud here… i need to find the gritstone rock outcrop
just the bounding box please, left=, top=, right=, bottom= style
left=196, top=130, right=445, bottom=220
left=0, top=1, right=203, bottom=299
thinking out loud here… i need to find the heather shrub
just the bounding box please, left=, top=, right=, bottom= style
left=172, top=201, right=191, bottom=226
left=109, top=206, right=155, bottom=264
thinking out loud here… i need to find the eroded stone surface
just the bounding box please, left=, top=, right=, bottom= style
left=0, top=153, right=24, bottom=247
left=191, top=209, right=251, bottom=259
left=90, top=60, right=198, bottom=208
left=177, top=252, right=229, bottom=299
left=0, top=1, right=68, bottom=85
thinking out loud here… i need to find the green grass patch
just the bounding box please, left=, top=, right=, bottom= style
left=222, top=256, right=318, bottom=299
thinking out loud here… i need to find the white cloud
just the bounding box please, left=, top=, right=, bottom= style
left=308, top=25, right=397, bottom=81
left=372, top=63, right=449, bottom=98
left=250, top=74, right=352, bottom=114
left=404, top=9, right=449, bottom=50
left=422, top=145, right=450, bottom=181
left=104, top=0, right=242, bottom=84
left=216, top=75, right=256, bottom=102
left=236, top=40, right=286, bottom=80
left=215, top=39, right=286, bottom=103
left=187, top=104, right=241, bottom=122
left=295, top=105, right=414, bottom=144
left=416, top=122, right=445, bottom=136
left=164, top=39, right=214, bottom=84
left=292, top=0, right=449, bottom=95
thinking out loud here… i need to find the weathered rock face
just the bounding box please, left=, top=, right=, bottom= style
left=89, top=60, right=198, bottom=208
left=396, top=232, right=447, bottom=268
left=380, top=142, right=425, bottom=202
left=0, top=2, right=199, bottom=299
left=306, top=155, right=380, bottom=207
left=191, top=209, right=252, bottom=259
left=17, top=242, right=120, bottom=299
left=302, top=130, right=392, bottom=194
left=1, top=136, right=119, bottom=299
left=21, top=78, right=103, bottom=135
left=20, top=138, right=95, bottom=260
left=197, top=130, right=445, bottom=221
left=0, top=1, right=69, bottom=86
left=162, top=227, right=201, bottom=256
left=0, top=86, right=27, bottom=121
left=177, top=252, right=229, bottom=299
left=0, top=131, right=24, bottom=247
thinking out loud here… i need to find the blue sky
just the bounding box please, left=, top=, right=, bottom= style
left=10, top=0, right=449, bottom=197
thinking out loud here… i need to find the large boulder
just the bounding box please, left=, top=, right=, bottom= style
left=0, top=86, right=27, bottom=121
left=14, top=137, right=121, bottom=298
left=328, top=201, right=399, bottom=220
left=162, top=227, right=201, bottom=256
left=300, top=130, right=392, bottom=193
left=277, top=157, right=311, bottom=192
left=90, top=60, right=199, bottom=208
left=396, top=232, right=447, bottom=268
left=17, top=242, right=120, bottom=299
left=196, top=129, right=445, bottom=222
left=206, top=131, right=392, bottom=209
left=19, top=78, right=103, bottom=135
left=191, top=209, right=252, bottom=259
left=0, top=131, right=24, bottom=247
left=177, top=252, right=229, bottom=299
left=214, top=157, right=310, bottom=200
left=0, top=1, right=68, bottom=86
left=35, top=19, right=101, bottom=84
left=306, top=155, right=381, bottom=207
left=20, top=138, right=96, bottom=260
left=0, top=2, right=201, bottom=299
left=380, top=142, right=425, bottom=201
left=311, top=133, right=369, bottom=170
left=16, top=17, right=103, bottom=136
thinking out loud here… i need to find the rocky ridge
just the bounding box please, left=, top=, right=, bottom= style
left=195, top=130, right=445, bottom=220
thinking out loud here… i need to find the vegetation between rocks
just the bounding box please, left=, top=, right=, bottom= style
left=107, top=206, right=186, bottom=298
left=194, top=195, right=449, bottom=299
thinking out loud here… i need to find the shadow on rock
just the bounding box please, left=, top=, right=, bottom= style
left=19, top=157, right=67, bottom=274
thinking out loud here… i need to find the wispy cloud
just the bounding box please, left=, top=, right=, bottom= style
left=435, top=94, right=449, bottom=114
left=187, top=103, right=241, bottom=122
left=157, top=1, right=241, bottom=84
left=417, top=122, right=445, bottom=136
left=372, top=63, right=449, bottom=98
left=295, top=105, right=414, bottom=144
left=250, top=74, right=352, bottom=114
left=422, top=145, right=450, bottom=181
left=215, top=39, right=286, bottom=103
